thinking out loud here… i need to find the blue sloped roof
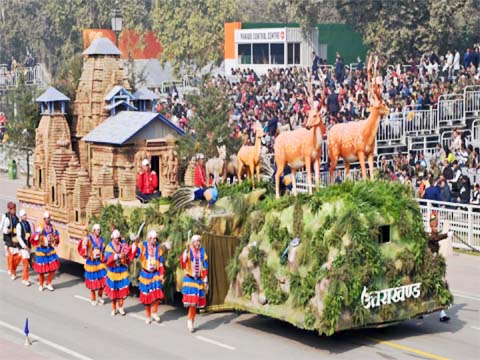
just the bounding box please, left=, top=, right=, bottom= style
left=35, top=87, right=70, bottom=102
left=82, top=111, right=184, bottom=145
left=133, top=87, right=160, bottom=100
left=83, top=37, right=121, bottom=56
left=104, top=85, right=134, bottom=101
left=104, top=100, right=137, bottom=111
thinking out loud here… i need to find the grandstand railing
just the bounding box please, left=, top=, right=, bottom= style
left=464, top=85, right=480, bottom=120
left=416, top=198, right=480, bottom=251
left=472, top=119, right=480, bottom=145
left=0, top=64, right=45, bottom=89
left=377, top=87, right=480, bottom=151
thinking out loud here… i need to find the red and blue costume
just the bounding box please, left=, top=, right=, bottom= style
left=104, top=240, right=133, bottom=300
left=78, top=234, right=107, bottom=303
left=180, top=246, right=208, bottom=308
left=135, top=241, right=165, bottom=304
left=32, top=221, right=60, bottom=289
left=135, top=241, right=165, bottom=322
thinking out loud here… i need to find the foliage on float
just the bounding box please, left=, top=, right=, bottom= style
left=89, top=180, right=452, bottom=334
left=225, top=180, right=453, bottom=335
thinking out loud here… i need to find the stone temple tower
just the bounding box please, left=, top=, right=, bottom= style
left=72, top=37, right=130, bottom=168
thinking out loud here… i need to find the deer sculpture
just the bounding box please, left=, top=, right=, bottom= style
left=273, top=72, right=326, bottom=198
left=237, top=125, right=264, bottom=189
left=205, top=144, right=226, bottom=185
left=327, top=55, right=389, bottom=183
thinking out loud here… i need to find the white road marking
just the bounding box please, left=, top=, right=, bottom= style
left=452, top=292, right=480, bottom=302
left=73, top=295, right=91, bottom=303
left=74, top=295, right=166, bottom=327
left=0, top=319, right=95, bottom=360
left=196, top=335, right=236, bottom=350
left=128, top=313, right=165, bottom=327
left=471, top=326, right=480, bottom=331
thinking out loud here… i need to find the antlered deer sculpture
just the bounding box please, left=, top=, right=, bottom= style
left=327, top=55, right=389, bottom=183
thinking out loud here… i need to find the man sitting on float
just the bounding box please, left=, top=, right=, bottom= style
left=136, top=158, right=161, bottom=203
left=192, top=153, right=218, bottom=205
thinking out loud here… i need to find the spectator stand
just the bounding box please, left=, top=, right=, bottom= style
left=0, top=63, right=46, bottom=90
left=472, top=118, right=480, bottom=146
left=416, top=198, right=480, bottom=251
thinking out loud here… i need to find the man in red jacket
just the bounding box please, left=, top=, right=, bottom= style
left=194, top=154, right=207, bottom=188
left=136, top=159, right=161, bottom=203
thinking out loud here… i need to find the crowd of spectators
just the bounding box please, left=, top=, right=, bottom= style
left=378, top=128, right=479, bottom=207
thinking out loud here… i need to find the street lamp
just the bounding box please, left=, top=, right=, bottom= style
left=111, top=0, right=123, bottom=47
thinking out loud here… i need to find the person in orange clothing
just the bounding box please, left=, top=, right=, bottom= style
left=180, top=234, right=208, bottom=332
left=15, top=209, right=33, bottom=286
left=194, top=154, right=207, bottom=188
left=32, top=212, right=60, bottom=292
left=78, top=224, right=107, bottom=306
left=134, top=230, right=165, bottom=324
left=136, top=158, right=160, bottom=203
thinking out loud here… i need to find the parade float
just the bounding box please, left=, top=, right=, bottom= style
left=16, top=37, right=452, bottom=335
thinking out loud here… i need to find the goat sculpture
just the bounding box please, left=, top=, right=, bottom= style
left=205, top=144, right=226, bottom=185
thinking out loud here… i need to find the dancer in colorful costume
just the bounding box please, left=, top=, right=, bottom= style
left=134, top=230, right=165, bottom=324
left=180, top=234, right=208, bottom=332
left=78, top=224, right=107, bottom=306
left=104, top=229, right=136, bottom=316
left=16, top=209, right=33, bottom=286
left=32, top=211, right=60, bottom=291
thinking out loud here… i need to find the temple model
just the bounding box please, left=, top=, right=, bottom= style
left=327, top=55, right=389, bottom=183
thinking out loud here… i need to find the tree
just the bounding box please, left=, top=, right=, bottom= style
left=336, top=0, right=480, bottom=63
left=152, top=0, right=239, bottom=76
left=176, top=83, right=240, bottom=163
left=5, top=75, right=39, bottom=187
left=0, top=0, right=153, bottom=75
left=239, top=0, right=343, bottom=32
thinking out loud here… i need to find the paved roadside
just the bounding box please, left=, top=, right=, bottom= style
left=0, top=172, right=26, bottom=203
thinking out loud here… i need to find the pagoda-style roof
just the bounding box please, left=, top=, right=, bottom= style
left=82, top=111, right=184, bottom=145
left=83, top=37, right=121, bottom=56
left=133, top=87, right=160, bottom=100
left=36, top=87, right=70, bottom=102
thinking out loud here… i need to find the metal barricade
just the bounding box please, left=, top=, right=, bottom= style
left=403, top=107, right=437, bottom=135
left=377, top=111, right=404, bottom=145
left=416, top=198, right=480, bottom=251
left=472, top=119, right=480, bottom=144
left=464, top=86, right=480, bottom=117
left=437, top=95, right=465, bottom=128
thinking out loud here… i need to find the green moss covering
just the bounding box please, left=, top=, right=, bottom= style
left=242, top=273, right=257, bottom=299
left=225, top=181, right=452, bottom=335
